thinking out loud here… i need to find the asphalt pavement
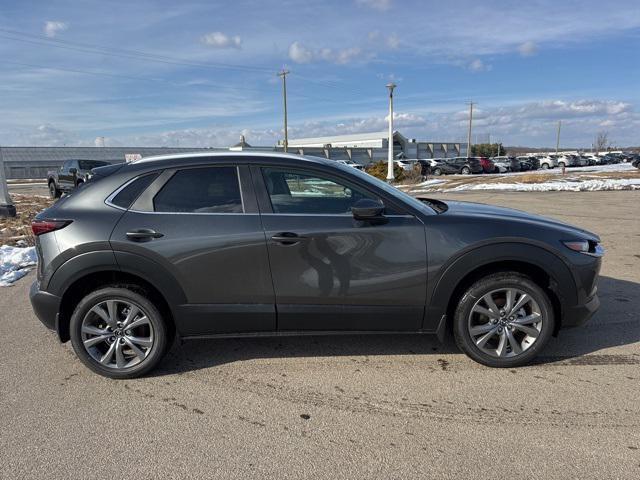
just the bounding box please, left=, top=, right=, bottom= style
left=1, top=190, right=639, bottom=479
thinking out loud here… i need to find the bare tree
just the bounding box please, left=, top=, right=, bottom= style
left=595, top=131, right=609, bottom=153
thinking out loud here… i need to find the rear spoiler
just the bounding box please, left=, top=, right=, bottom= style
left=90, top=162, right=126, bottom=178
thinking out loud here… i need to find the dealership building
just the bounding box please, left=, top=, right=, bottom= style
left=1, top=131, right=464, bottom=179
left=279, top=131, right=465, bottom=163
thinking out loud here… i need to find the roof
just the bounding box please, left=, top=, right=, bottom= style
left=133, top=150, right=323, bottom=164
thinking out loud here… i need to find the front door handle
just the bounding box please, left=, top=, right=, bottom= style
left=271, top=232, right=308, bottom=245
left=126, top=229, right=164, bottom=241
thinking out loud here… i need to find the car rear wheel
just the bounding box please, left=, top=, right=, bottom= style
left=48, top=182, right=61, bottom=199
left=541, top=163, right=549, bottom=170
left=433, top=168, right=442, bottom=176
left=558, top=162, right=566, bottom=168
left=461, top=166, right=471, bottom=175
left=453, top=272, right=554, bottom=368
left=70, top=287, right=169, bottom=379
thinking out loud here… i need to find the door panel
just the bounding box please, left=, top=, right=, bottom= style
left=111, top=212, right=275, bottom=334
left=110, top=165, right=275, bottom=335
left=262, top=214, right=427, bottom=331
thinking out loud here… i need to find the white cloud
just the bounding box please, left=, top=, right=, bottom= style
left=386, top=34, right=400, bottom=49
left=201, top=31, right=242, bottom=49
left=289, top=42, right=367, bottom=64
left=468, top=59, right=491, bottom=72
left=43, top=21, right=68, bottom=38
left=355, top=0, right=392, bottom=11
left=518, top=41, right=538, bottom=56
left=288, top=41, right=313, bottom=63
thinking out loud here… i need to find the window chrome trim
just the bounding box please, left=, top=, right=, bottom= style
left=106, top=166, right=247, bottom=215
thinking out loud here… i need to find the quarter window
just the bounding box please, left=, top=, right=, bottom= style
left=262, top=168, right=379, bottom=214
left=153, top=167, right=243, bottom=213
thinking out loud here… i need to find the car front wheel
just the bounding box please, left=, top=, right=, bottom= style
left=461, top=166, right=471, bottom=175
left=433, top=168, right=442, bottom=176
left=453, top=272, right=554, bottom=368
left=70, top=287, right=169, bottom=379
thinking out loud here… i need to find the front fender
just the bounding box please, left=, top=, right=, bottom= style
left=424, top=241, right=577, bottom=331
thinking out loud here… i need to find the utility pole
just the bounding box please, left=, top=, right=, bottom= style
left=278, top=69, right=290, bottom=153
left=386, top=83, right=396, bottom=182
left=466, top=102, right=474, bottom=158
left=555, top=120, right=562, bottom=154
left=0, top=147, right=16, bottom=217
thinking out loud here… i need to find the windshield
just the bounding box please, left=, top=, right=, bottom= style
left=330, top=160, right=436, bottom=215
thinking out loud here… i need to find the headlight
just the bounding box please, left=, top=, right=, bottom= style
left=563, top=240, right=604, bottom=257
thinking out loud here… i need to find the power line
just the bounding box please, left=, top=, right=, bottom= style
left=0, top=29, right=273, bottom=74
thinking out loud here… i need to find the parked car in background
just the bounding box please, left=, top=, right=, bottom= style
left=336, top=159, right=364, bottom=170
left=478, top=157, right=496, bottom=173
left=536, top=155, right=557, bottom=169
left=395, top=160, right=414, bottom=171
left=493, top=156, right=515, bottom=172
left=29, top=151, right=603, bottom=378
left=517, top=156, right=539, bottom=170
left=428, top=159, right=458, bottom=176
left=446, top=157, right=484, bottom=175
left=492, top=157, right=510, bottom=173
left=632, top=156, right=640, bottom=169
left=554, top=154, right=578, bottom=168
left=47, top=159, right=111, bottom=198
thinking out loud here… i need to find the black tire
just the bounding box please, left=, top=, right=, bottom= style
left=461, top=166, right=471, bottom=175
left=541, top=163, right=549, bottom=170
left=433, top=168, right=442, bottom=176
left=452, top=272, right=555, bottom=368
left=70, top=287, right=169, bottom=379
left=558, top=162, right=566, bottom=168
left=48, top=181, right=61, bottom=199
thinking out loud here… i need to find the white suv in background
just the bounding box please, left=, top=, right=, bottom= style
left=537, top=155, right=557, bottom=169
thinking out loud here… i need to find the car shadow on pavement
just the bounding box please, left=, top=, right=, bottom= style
left=152, top=275, right=640, bottom=376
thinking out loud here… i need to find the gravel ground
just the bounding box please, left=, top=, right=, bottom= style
left=1, top=190, right=639, bottom=479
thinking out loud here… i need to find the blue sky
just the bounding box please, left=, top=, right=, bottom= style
left=0, top=0, right=639, bottom=147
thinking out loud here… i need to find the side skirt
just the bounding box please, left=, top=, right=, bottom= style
left=180, top=329, right=439, bottom=342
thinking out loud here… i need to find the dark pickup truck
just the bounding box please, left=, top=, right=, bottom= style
left=47, top=159, right=110, bottom=198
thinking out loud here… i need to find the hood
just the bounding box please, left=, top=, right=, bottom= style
left=421, top=198, right=600, bottom=241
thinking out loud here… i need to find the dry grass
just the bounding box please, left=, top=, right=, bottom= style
left=0, top=194, right=52, bottom=246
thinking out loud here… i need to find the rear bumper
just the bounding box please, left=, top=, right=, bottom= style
left=29, top=281, right=61, bottom=332
left=562, top=292, right=600, bottom=329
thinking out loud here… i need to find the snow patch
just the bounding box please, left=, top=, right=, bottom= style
left=0, top=245, right=37, bottom=286
left=446, top=178, right=640, bottom=192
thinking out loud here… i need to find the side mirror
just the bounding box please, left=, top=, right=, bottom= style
left=351, top=198, right=385, bottom=221
left=69, top=167, right=77, bottom=175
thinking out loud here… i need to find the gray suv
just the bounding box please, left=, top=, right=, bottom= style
left=30, top=153, right=603, bottom=378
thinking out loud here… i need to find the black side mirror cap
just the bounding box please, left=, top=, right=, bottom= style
left=351, top=198, right=385, bottom=221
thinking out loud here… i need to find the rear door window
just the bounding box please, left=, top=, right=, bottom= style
left=153, top=166, right=243, bottom=213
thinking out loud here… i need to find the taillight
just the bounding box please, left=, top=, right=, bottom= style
left=31, top=219, right=72, bottom=236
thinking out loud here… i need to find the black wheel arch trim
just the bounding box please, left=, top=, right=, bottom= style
left=45, top=250, right=187, bottom=333
left=424, top=240, right=577, bottom=331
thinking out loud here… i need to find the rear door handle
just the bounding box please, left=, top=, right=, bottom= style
left=271, top=232, right=308, bottom=245
left=126, top=229, right=164, bottom=241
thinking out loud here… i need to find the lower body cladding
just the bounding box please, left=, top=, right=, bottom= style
left=30, top=280, right=598, bottom=342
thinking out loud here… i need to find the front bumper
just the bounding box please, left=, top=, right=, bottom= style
left=29, top=281, right=61, bottom=332
left=562, top=292, right=600, bottom=329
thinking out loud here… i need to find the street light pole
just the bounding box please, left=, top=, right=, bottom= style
left=278, top=69, right=290, bottom=153
left=386, top=83, right=396, bottom=182
left=466, top=101, right=474, bottom=158
left=555, top=120, right=562, bottom=154
left=0, top=147, right=16, bottom=218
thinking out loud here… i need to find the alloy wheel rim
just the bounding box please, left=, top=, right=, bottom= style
left=81, top=299, right=154, bottom=369
left=467, top=288, right=543, bottom=358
